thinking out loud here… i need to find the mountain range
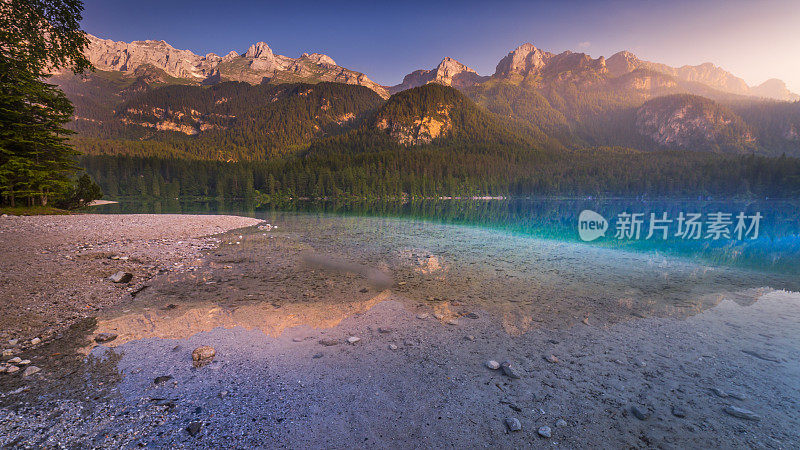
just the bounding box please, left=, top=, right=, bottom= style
left=53, top=34, right=800, bottom=160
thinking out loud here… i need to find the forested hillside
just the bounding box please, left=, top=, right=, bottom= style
left=52, top=62, right=800, bottom=199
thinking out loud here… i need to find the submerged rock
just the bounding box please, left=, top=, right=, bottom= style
left=504, top=417, right=522, bottom=432
left=154, top=375, right=173, bottom=385
left=631, top=405, right=650, bottom=420
left=671, top=406, right=687, bottom=418
left=501, top=361, right=522, bottom=379
left=723, top=406, right=761, bottom=421
left=186, top=421, right=203, bottom=436
left=22, top=366, right=41, bottom=377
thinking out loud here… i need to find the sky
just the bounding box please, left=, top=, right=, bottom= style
left=81, top=0, right=800, bottom=92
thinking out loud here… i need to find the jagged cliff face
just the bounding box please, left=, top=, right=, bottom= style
left=82, top=34, right=388, bottom=98
left=389, top=57, right=483, bottom=94
left=635, top=95, right=755, bottom=152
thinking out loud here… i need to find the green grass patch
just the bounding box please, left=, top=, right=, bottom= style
left=0, top=205, right=72, bottom=216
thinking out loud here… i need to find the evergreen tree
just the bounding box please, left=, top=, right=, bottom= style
left=0, top=0, right=98, bottom=206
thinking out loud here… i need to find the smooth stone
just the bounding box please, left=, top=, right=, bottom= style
left=723, top=406, right=761, bottom=421
left=555, top=418, right=568, bottom=427
left=464, top=335, right=476, bottom=341
left=347, top=336, right=361, bottom=344
left=486, top=360, right=500, bottom=370
left=30, top=338, right=41, bottom=345
left=728, top=392, right=747, bottom=401
left=545, top=354, right=559, bottom=364
left=504, top=417, right=522, bottom=432
left=711, top=387, right=728, bottom=398
left=6, top=365, right=19, bottom=374
left=19, top=359, right=30, bottom=365
left=312, top=353, right=323, bottom=359
left=95, top=333, right=118, bottom=343
left=2, top=349, right=13, bottom=357
left=8, top=357, right=21, bottom=364
left=8, top=339, right=18, bottom=346
left=292, top=337, right=303, bottom=342
left=538, top=426, right=552, bottom=438
left=109, top=271, right=133, bottom=283
left=501, top=361, right=522, bottom=379
left=22, top=366, right=40, bottom=377
left=388, top=344, right=398, bottom=350
left=631, top=405, right=650, bottom=420
left=671, top=406, right=687, bottom=418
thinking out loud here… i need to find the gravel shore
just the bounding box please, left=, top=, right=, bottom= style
left=0, top=214, right=261, bottom=345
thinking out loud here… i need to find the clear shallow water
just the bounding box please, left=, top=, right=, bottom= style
left=91, top=198, right=800, bottom=276
left=89, top=201, right=799, bottom=342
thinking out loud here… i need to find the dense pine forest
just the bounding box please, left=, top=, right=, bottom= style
left=80, top=147, right=800, bottom=200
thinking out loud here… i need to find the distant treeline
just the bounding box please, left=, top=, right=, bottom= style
left=80, top=146, right=800, bottom=200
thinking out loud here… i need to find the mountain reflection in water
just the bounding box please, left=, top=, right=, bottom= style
left=90, top=206, right=798, bottom=342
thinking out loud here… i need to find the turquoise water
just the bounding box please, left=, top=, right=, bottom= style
left=91, top=198, right=800, bottom=279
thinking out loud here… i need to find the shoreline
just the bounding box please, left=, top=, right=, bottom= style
left=0, top=213, right=261, bottom=346
left=0, top=213, right=798, bottom=447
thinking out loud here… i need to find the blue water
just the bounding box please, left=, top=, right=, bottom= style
left=90, top=198, right=800, bottom=279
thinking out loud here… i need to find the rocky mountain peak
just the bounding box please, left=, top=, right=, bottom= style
left=751, top=79, right=800, bottom=102
left=607, top=50, right=642, bottom=76
left=245, top=42, right=273, bottom=59
left=494, top=43, right=552, bottom=77
left=389, top=57, right=483, bottom=94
